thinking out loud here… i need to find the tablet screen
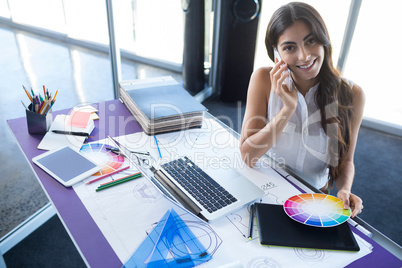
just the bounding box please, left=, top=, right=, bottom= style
left=34, top=146, right=99, bottom=184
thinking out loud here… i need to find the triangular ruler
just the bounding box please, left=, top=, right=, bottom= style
left=123, top=209, right=212, bottom=267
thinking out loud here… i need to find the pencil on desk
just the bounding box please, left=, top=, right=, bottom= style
left=248, top=203, right=255, bottom=240
left=99, top=172, right=142, bottom=186
left=154, top=136, right=162, bottom=158
left=96, top=172, right=142, bottom=192
left=85, top=166, right=130, bottom=185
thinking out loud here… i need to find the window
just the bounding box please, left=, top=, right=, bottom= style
left=0, top=0, right=10, bottom=18
left=120, top=0, right=184, bottom=64
left=2, top=0, right=400, bottom=130
left=343, top=1, right=402, bottom=127
left=8, top=0, right=66, bottom=33
left=63, top=0, right=109, bottom=44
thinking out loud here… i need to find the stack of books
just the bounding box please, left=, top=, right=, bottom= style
left=119, top=77, right=207, bottom=135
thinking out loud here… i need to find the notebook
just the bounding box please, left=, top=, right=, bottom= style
left=109, top=136, right=264, bottom=222
left=254, top=203, right=360, bottom=251
left=37, top=114, right=95, bottom=151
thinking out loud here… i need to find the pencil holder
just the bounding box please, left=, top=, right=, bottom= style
left=26, top=105, right=52, bottom=134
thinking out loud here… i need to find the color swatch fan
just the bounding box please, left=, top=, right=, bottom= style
left=79, top=143, right=124, bottom=176
left=284, top=193, right=351, bottom=227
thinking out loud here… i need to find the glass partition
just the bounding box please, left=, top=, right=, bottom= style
left=343, top=1, right=402, bottom=127
left=121, top=0, right=184, bottom=64
left=0, top=0, right=10, bottom=18
left=7, top=0, right=66, bottom=33
left=63, top=0, right=109, bottom=44
left=1, top=0, right=400, bottom=129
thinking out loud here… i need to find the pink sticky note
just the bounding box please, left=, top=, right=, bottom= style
left=67, top=110, right=91, bottom=128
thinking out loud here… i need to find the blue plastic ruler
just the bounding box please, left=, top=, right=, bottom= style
left=123, top=209, right=212, bottom=267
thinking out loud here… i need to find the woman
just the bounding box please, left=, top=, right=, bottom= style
left=240, top=2, right=364, bottom=217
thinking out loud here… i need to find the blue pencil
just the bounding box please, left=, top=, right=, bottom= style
left=154, top=136, right=162, bottom=158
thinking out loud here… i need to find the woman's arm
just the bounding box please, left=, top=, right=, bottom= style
left=336, top=83, right=366, bottom=217
left=240, top=63, right=298, bottom=167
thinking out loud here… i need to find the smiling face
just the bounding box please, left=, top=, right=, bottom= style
left=277, top=20, right=324, bottom=87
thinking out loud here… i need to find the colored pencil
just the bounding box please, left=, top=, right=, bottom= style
left=99, top=172, right=141, bottom=186
left=40, top=102, right=50, bottom=115
left=23, top=85, right=33, bottom=102
left=85, top=166, right=130, bottom=185
left=21, top=100, right=28, bottom=110
left=38, top=100, right=47, bottom=114
left=22, top=85, right=57, bottom=114
left=96, top=173, right=142, bottom=192
left=53, top=89, right=59, bottom=101
left=154, top=136, right=162, bottom=158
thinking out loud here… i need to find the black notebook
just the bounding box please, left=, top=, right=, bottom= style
left=254, top=203, right=360, bottom=251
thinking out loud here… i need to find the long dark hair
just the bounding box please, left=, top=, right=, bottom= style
left=265, top=2, right=354, bottom=186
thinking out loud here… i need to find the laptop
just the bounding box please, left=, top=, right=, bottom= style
left=109, top=136, right=264, bottom=222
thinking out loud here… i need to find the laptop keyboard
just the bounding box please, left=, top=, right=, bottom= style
left=161, top=156, right=238, bottom=213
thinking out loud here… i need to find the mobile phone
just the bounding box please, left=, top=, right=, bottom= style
left=273, top=48, right=293, bottom=91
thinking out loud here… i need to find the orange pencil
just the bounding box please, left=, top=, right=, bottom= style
left=23, top=85, right=33, bottom=102
left=53, top=89, right=58, bottom=101
left=39, top=100, right=48, bottom=114
left=42, top=101, right=53, bottom=115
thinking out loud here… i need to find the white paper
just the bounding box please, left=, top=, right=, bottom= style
left=73, top=119, right=373, bottom=267
left=37, top=115, right=86, bottom=151
left=37, top=114, right=94, bottom=151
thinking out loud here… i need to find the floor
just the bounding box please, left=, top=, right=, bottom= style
left=0, top=24, right=401, bottom=267
left=0, top=24, right=183, bottom=240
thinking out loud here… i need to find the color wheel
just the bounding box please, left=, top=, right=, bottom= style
left=79, top=143, right=125, bottom=176
left=283, top=193, right=351, bottom=227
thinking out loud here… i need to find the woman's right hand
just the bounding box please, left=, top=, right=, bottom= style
left=270, top=59, right=298, bottom=113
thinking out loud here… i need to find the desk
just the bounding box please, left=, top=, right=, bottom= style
left=6, top=98, right=402, bottom=267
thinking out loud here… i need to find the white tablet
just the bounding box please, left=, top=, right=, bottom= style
left=32, top=145, right=101, bottom=187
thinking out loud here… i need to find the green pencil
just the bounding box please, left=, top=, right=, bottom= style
left=99, top=172, right=142, bottom=186
left=98, top=173, right=142, bottom=187
left=96, top=173, right=142, bottom=192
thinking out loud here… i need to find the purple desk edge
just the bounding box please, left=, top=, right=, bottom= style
left=7, top=99, right=402, bottom=267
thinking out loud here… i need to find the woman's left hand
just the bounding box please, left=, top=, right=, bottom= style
left=337, top=190, right=363, bottom=218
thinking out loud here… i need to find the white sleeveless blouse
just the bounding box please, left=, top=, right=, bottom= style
left=267, top=79, right=354, bottom=189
